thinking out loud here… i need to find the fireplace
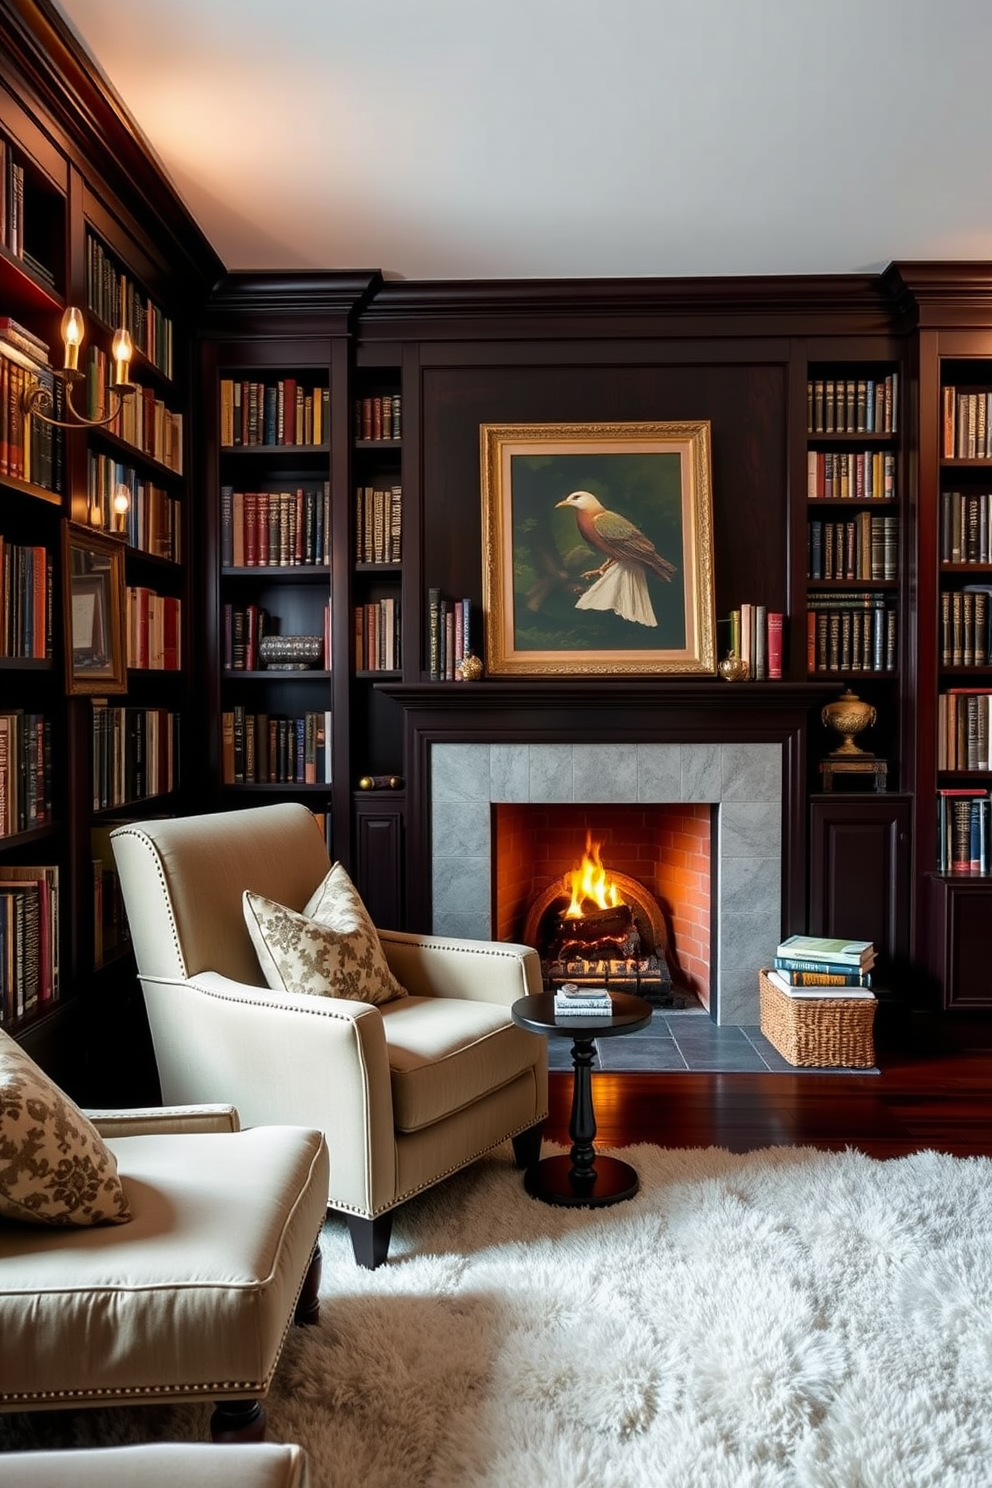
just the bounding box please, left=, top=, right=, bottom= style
left=495, top=804, right=709, bottom=1008
left=377, top=678, right=822, bottom=1027
left=429, top=740, right=782, bottom=1025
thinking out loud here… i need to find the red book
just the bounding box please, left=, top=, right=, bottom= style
left=244, top=491, right=258, bottom=566
left=281, top=379, right=297, bottom=444
left=294, top=488, right=304, bottom=564
left=767, top=612, right=784, bottom=679
left=256, top=492, right=269, bottom=566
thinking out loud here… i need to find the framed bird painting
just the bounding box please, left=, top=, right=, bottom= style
left=480, top=421, right=716, bottom=675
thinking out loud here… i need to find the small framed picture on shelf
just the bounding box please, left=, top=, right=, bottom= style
left=480, top=421, right=716, bottom=676
left=62, top=521, right=127, bottom=694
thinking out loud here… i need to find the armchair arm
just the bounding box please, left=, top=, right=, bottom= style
left=136, top=971, right=397, bottom=1214
left=378, top=930, right=543, bottom=1007
left=88, top=1104, right=241, bottom=1138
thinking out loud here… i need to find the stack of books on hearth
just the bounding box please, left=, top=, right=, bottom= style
left=553, top=984, right=613, bottom=1016
left=769, top=935, right=876, bottom=999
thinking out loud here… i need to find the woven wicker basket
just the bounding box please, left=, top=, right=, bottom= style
left=758, top=969, right=876, bottom=1068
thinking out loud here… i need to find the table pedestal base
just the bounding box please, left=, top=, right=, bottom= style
left=523, top=1152, right=640, bottom=1207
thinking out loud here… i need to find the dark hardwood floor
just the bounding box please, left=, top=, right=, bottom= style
left=545, top=1009, right=992, bottom=1159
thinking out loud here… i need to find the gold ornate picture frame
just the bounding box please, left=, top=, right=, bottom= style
left=62, top=521, right=127, bottom=695
left=480, top=421, right=716, bottom=676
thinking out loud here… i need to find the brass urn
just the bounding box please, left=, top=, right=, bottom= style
left=821, top=688, right=877, bottom=756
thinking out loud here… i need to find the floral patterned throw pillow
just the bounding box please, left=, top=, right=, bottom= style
left=0, top=1028, right=131, bottom=1227
left=243, top=861, right=408, bottom=1006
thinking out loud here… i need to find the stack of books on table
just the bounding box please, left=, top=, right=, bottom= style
left=553, top=984, right=613, bottom=1016
left=769, top=935, right=876, bottom=999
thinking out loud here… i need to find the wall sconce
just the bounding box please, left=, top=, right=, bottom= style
left=21, top=306, right=135, bottom=430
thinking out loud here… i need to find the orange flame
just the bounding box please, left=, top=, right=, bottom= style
left=563, top=832, right=625, bottom=918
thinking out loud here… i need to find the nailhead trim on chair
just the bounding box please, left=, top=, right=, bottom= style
left=112, top=827, right=190, bottom=977
left=329, top=1102, right=549, bottom=1220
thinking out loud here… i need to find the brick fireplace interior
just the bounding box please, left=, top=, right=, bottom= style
left=493, top=803, right=713, bottom=1008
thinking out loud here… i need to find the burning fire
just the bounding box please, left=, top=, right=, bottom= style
left=563, top=833, right=626, bottom=918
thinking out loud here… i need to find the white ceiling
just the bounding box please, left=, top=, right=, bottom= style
left=52, top=0, right=992, bottom=282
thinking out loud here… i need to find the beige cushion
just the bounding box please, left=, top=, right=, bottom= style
left=0, top=1028, right=130, bottom=1228
left=0, top=1124, right=329, bottom=1407
left=380, top=994, right=545, bottom=1132
left=244, top=862, right=407, bottom=1006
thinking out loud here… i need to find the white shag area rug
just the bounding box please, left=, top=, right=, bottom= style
left=5, top=1142, right=992, bottom=1488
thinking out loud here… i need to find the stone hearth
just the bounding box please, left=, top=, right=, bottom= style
left=430, top=741, right=782, bottom=1025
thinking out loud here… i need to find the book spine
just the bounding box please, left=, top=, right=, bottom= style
left=773, top=955, right=868, bottom=974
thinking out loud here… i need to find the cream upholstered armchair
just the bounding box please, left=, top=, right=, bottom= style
left=0, top=1022, right=329, bottom=1443
left=111, top=803, right=548, bottom=1268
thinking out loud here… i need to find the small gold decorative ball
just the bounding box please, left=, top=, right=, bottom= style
left=717, top=651, right=749, bottom=682
left=457, top=651, right=484, bottom=682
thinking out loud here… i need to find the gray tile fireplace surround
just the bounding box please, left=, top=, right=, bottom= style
left=430, top=741, right=782, bottom=1026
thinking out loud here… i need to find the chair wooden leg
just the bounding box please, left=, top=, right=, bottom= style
left=511, top=1120, right=545, bottom=1170
left=346, top=1211, right=394, bottom=1269
left=294, top=1241, right=322, bottom=1325
left=210, top=1399, right=266, bottom=1443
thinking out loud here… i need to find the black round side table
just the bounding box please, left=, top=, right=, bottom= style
left=511, top=990, right=653, bottom=1207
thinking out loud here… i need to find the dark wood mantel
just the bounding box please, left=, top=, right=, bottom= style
left=377, top=679, right=845, bottom=932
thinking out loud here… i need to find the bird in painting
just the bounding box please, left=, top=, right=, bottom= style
left=555, top=489, right=677, bottom=627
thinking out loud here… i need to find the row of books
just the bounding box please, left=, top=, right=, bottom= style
left=221, top=708, right=332, bottom=786
left=0, top=865, right=59, bottom=1024
left=769, top=934, right=875, bottom=999
left=0, top=322, right=64, bottom=492
left=427, top=590, right=473, bottom=681
left=220, top=484, right=331, bottom=569
left=126, top=587, right=182, bottom=671
left=728, top=604, right=783, bottom=680
left=939, top=588, right=992, bottom=667
left=0, top=712, right=51, bottom=838
left=0, top=537, right=51, bottom=659
left=219, top=379, right=329, bottom=448
left=937, top=790, right=991, bottom=874
left=940, top=491, right=992, bottom=564
left=355, top=484, right=402, bottom=564
left=806, top=596, right=897, bottom=674
left=937, top=690, right=992, bottom=772
left=91, top=703, right=180, bottom=811
left=941, top=387, right=992, bottom=461
left=807, top=374, right=898, bottom=435
left=222, top=603, right=331, bottom=673
left=807, top=514, right=898, bottom=582
left=85, top=348, right=183, bottom=474
left=86, top=231, right=173, bottom=380
left=355, top=599, right=401, bottom=672
left=806, top=450, right=896, bottom=501
left=355, top=395, right=401, bottom=442
left=87, top=451, right=182, bottom=562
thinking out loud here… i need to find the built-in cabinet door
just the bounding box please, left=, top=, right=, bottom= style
left=928, top=877, right=992, bottom=1009
left=353, top=791, right=406, bottom=930
left=808, top=794, right=912, bottom=987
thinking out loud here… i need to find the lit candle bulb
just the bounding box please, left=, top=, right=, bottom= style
left=60, top=306, right=84, bottom=374
left=111, top=327, right=134, bottom=388
left=113, top=484, right=131, bottom=533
